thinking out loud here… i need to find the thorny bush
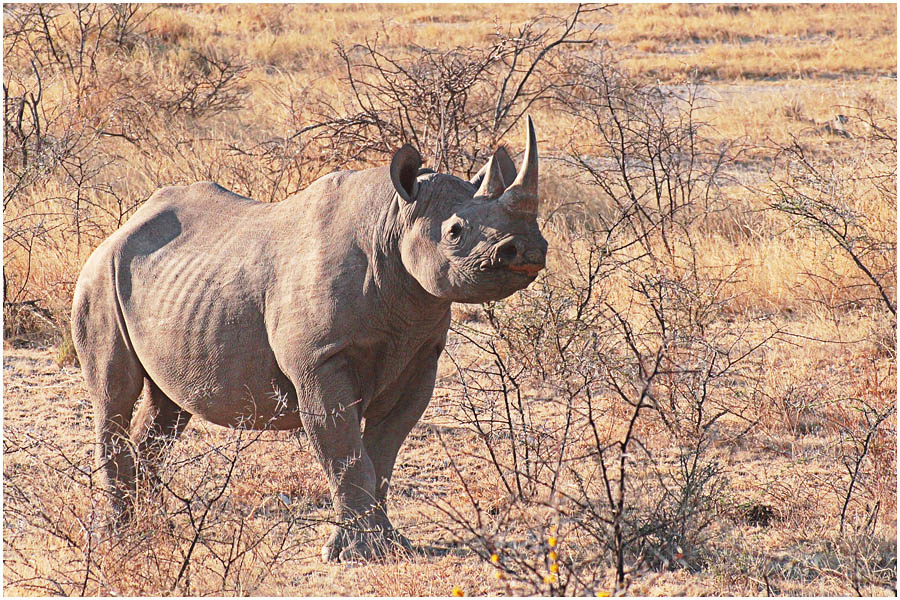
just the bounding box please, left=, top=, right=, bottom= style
left=310, top=5, right=602, bottom=176
left=764, top=108, right=897, bottom=316
left=431, top=57, right=775, bottom=595
left=3, top=421, right=326, bottom=595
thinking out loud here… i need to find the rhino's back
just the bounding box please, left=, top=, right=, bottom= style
left=78, top=182, right=300, bottom=427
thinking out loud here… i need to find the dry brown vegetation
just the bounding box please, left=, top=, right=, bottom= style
left=3, top=3, right=896, bottom=596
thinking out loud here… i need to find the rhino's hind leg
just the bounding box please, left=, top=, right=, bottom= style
left=83, top=348, right=145, bottom=525
left=73, top=257, right=148, bottom=525
left=131, top=378, right=192, bottom=490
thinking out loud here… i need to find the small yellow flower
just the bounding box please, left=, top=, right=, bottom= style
left=596, top=591, right=611, bottom=597
left=544, top=573, right=557, bottom=584
left=490, top=553, right=500, bottom=564
left=548, top=550, right=558, bottom=561
left=549, top=562, right=559, bottom=574
left=548, top=536, right=558, bottom=547
left=495, top=570, right=505, bottom=580
left=452, top=586, right=464, bottom=597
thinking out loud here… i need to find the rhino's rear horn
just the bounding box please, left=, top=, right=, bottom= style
left=391, top=144, right=422, bottom=202
left=502, top=116, right=539, bottom=215
left=473, top=155, right=506, bottom=199
left=494, top=146, right=517, bottom=187
left=470, top=146, right=517, bottom=191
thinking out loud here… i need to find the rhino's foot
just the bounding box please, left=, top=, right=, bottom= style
left=321, top=524, right=413, bottom=563
left=101, top=496, right=134, bottom=533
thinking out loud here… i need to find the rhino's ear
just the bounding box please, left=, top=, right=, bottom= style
left=390, top=144, right=422, bottom=202
left=469, top=146, right=517, bottom=190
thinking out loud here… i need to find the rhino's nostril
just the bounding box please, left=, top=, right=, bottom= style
left=524, top=247, right=546, bottom=266
left=496, top=242, right=518, bottom=264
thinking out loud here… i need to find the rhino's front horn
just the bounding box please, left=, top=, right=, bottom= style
left=502, top=115, right=539, bottom=215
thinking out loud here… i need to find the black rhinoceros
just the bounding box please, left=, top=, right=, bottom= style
left=71, top=117, right=547, bottom=561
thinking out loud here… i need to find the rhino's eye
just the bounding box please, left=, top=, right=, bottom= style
left=447, top=222, right=463, bottom=242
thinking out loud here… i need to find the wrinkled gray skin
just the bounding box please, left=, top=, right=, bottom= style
left=72, top=117, right=547, bottom=562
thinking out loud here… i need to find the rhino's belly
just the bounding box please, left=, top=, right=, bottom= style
left=151, top=358, right=300, bottom=430
left=132, top=328, right=302, bottom=430
left=121, top=262, right=303, bottom=430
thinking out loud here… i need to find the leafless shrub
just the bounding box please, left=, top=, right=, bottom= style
left=823, top=359, right=897, bottom=536
left=308, top=4, right=603, bottom=175
left=764, top=107, right=897, bottom=316
left=427, top=58, right=770, bottom=595
left=151, top=50, right=249, bottom=119
left=3, top=422, right=326, bottom=595
left=3, top=4, right=252, bottom=338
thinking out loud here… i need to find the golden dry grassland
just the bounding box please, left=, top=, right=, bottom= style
left=3, top=3, right=897, bottom=596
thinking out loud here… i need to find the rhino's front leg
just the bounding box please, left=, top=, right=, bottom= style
left=364, top=347, right=440, bottom=500
left=360, top=341, right=443, bottom=551
left=292, top=356, right=396, bottom=562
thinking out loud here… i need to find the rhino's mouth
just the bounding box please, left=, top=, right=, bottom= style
left=477, top=259, right=543, bottom=278
left=507, top=263, right=543, bottom=277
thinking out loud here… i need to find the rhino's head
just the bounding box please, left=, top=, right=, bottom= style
left=390, top=117, right=548, bottom=304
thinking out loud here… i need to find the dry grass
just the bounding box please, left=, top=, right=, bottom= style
left=610, top=4, right=897, bottom=81
left=3, top=3, right=897, bottom=596
left=4, top=323, right=895, bottom=595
